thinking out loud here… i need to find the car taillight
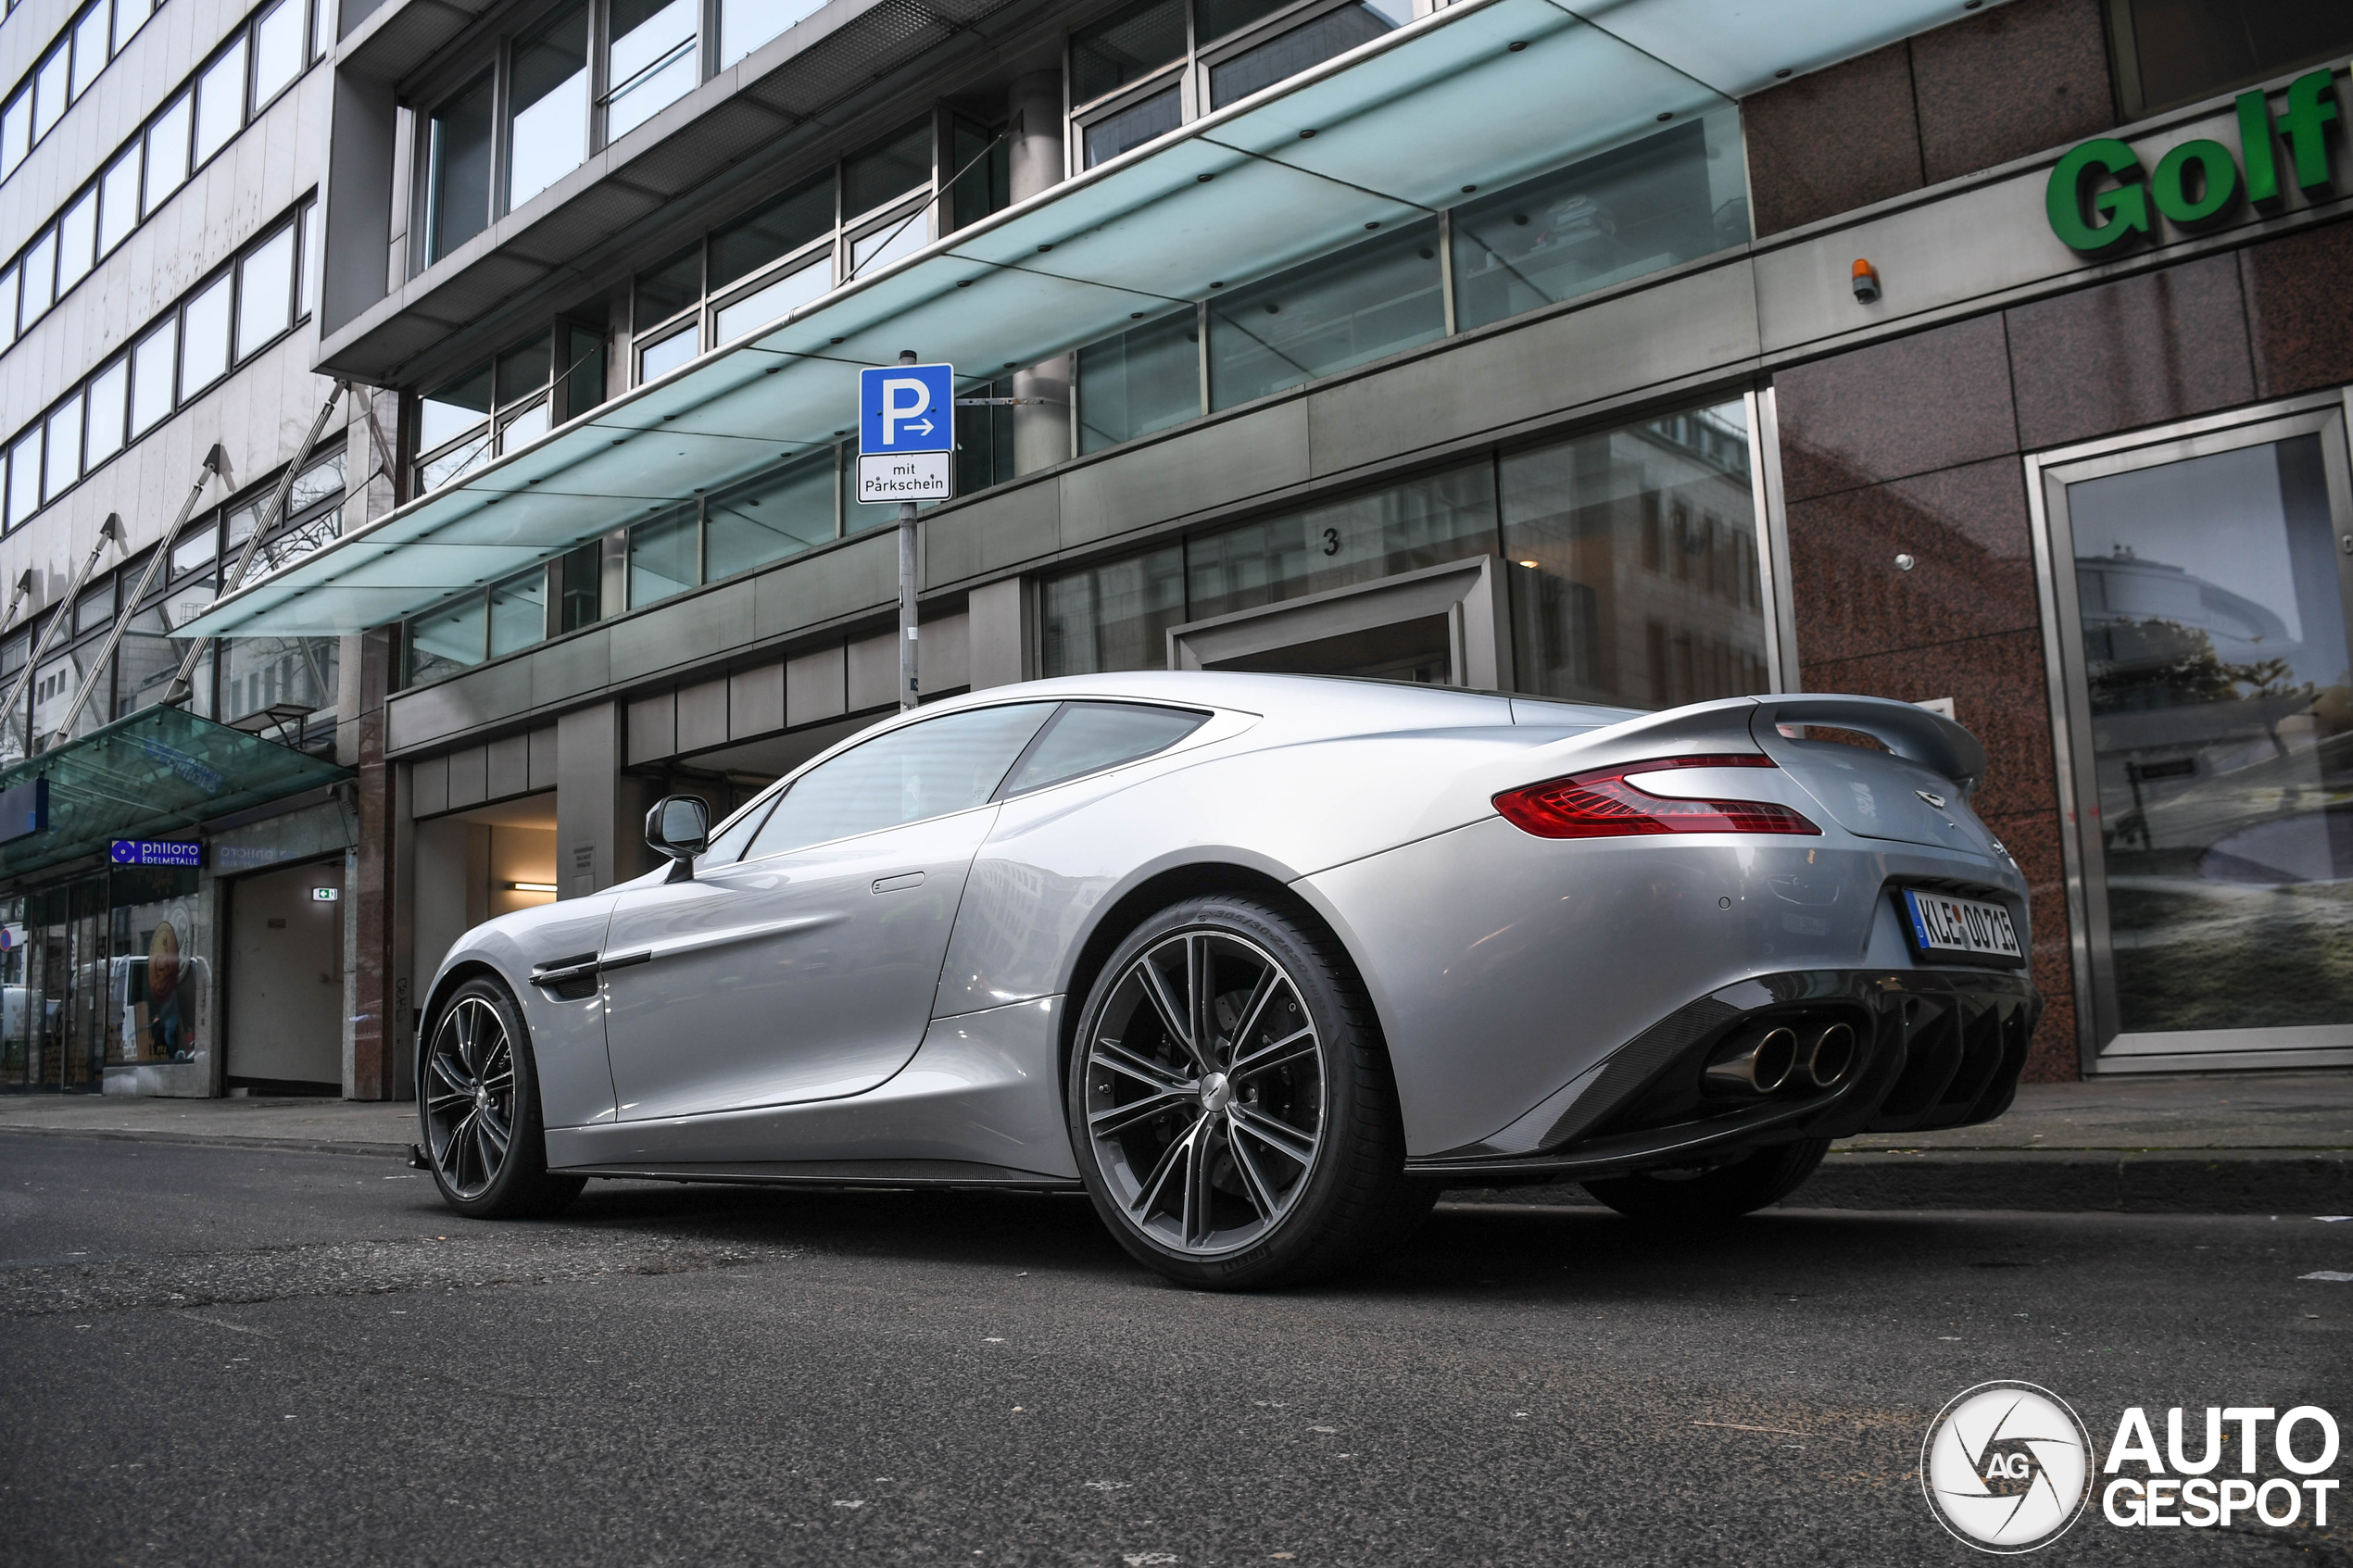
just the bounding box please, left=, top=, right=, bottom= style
left=1493, top=754, right=1822, bottom=839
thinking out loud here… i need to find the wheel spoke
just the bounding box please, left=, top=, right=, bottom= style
left=1088, top=1090, right=1194, bottom=1140
left=1135, top=954, right=1204, bottom=1073
left=1128, top=1117, right=1202, bottom=1221
left=425, top=1058, right=472, bottom=1110
left=1221, top=966, right=1281, bottom=1067
left=1224, top=1112, right=1283, bottom=1221
left=477, top=1033, right=512, bottom=1096
left=440, top=1107, right=476, bottom=1186
left=476, top=1100, right=511, bottom=1158
left=1228, top=1025, right=1315, bottom=1082
left=1230, top=1103, right=1318, bottom=1168
left=471, top=1116, right=501, bottom=1182
left=1187, top=935, right=1213, bottom=1072
left=1092, top=1039, right=1192, bottom=1096
left=455, top=1002, right=482, bottom=1076
left=1181, top=1116, right=1221, bottom=1248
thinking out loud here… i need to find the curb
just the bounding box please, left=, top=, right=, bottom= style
left=1444, top=1148, right=2353, bottom=1214
left=0, top=1124, right=414, bottom=1160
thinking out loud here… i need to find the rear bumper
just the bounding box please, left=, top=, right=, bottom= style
left=1405, top=965, right=2038, bottom=1180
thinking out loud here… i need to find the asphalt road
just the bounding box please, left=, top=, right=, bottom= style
left=3, top=1134, right=2348, bottom=1567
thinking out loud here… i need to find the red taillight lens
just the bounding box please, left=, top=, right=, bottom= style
left=1493, top=754, right=1822, bottom=839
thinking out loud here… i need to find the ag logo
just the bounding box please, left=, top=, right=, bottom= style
left=1922, top=1382, right=2093, bottom=1552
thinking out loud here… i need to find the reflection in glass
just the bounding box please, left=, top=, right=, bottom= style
left=509, top=6, right=588, bottom=208
left=129, top=325, right=173, bottom=434
left=849, top=213, right=925, bottom=277
left=711, top=176, right=833, bottom=289
left=638, top=326, right=698, bottom=383
left=497, top=332, right=552, bottom=405
left=1207, top=1, right=1403, bottom=107
left=420, top=365, right=492, bottom=453
left=713, top=258, right=826, bottom=343
left=629, top=509, right=698, bottom=608
left=44, top=401, right=81, bottom=500
left=488, top=570, right=547, bottom=657
left=1207, top=220, right=1441, bottom=408
left=71, top=6, right=109, bottom=101
left=1073, top=0, right=1185, bottom=104
left=1084, top=84, right=1181, bottom=168
left=1041, top=545, right=1184, bottom=677
left=419, top=431, right=491, bottom=492
left=499, top=400, right=550, bottom=451
left=409, top=595, right=486, bottom=683
left=1188, top=460, right=1493, bottom=622
left=427, top=76, right=495, bottom=262
left=634, top=245, right=700, bottom=327
left=1500, top=402, right=1765, bottom=708
left=845, top=119, right=931, bottom=216
left=606, top=0, right=698, bottom=141
left=21, top=231, right=55, bottom=321
left=56, top=190, right=96, bottom=295
left=1078, top=309, right=1199, bottom=452
left=720, top=0, right=826, bottom=67
left=1453, top=117, right=1743, bottom=332
left=98, top=150, right=139, bottom=255
left=747, top=704, right=1056, bottom=858
left=707, top=451, right=835, bottom=579
left=223, top=634, right=338, bottom=722
left=84, top=358, right=127, bottom=466
left=563, top=325, right=608, bottom=419
left=2070, top=434, right=2353, bottom=1035
left=34, top=50, right=68, bottom=141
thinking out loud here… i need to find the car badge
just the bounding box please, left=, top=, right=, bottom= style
left=1916, top=788, right=1947, bottom=810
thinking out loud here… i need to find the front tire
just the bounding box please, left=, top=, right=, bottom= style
left=1581, top=1137, right=1831, bottom=1223
left=421, top=976, right=585, bottom=1220
left=1067, top=896, right=1416, bottom=1290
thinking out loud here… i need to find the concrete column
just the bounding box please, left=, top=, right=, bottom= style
left=350, top=626, right=403, bottom=1098
left=1009, top=69, right=1072, bottom=476
left=966, top=577, right=1031, bottom=690
left=557, top=701, right=652, bottom=897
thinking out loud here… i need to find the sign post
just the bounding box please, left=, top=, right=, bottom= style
left=859, top=354, right=956, bottom=709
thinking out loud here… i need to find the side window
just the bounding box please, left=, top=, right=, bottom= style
left=743, top=703, right=1057, bottom=859
left=998, top=702, right=1208, bottom=796
left=699, top=793, right=779, bottom=865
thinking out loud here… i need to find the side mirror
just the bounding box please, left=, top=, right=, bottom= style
left=645, top=795, right=711, bottom=881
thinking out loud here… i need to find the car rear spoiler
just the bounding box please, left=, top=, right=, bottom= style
left=1750, top=695, right=1986, bottom=797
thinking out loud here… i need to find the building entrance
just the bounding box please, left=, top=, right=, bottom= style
left=224, top=859, right=346, bottom=1094
left=2037, top=402, right=2353, bottom=1072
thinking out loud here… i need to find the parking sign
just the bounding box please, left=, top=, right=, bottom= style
left=857, top=361, right=955, bottom=504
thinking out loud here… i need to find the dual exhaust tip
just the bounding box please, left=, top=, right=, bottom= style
left=1704, top=1022, right=1856, bottom=1097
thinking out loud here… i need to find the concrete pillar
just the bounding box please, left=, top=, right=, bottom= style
left=1009, top=69, right=1072, bottom=476
left=967, top=577, right=1031, bottom=690
left=350, top=626, right=404, bottom=1098
left=557, top=700, right=651, bottom=897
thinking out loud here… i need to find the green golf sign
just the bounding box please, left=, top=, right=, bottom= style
left=2047, top=67, right=2342, bottom=252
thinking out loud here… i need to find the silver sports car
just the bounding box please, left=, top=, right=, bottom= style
left=419, top=672, right=2036, bottom=1288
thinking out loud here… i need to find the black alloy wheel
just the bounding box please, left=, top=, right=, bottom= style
left=421, top=976, right=585, bottom=1219
left=1068, top=895, right=1431, bottom=1289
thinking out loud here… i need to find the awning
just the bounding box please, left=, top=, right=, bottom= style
left=182, top=0, right=1985, bottom=640
left=0, top=705, right=352, bottom=883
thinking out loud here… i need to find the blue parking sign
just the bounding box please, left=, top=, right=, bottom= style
left=858, top=362, right=954, bottom=456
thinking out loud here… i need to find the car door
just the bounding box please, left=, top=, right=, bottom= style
left=597, top=701, right=1059, bottom=1123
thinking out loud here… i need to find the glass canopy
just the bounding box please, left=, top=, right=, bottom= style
left=0, top=705, right=351, bottom=880
left=183, top=0, right=1991, bottom=639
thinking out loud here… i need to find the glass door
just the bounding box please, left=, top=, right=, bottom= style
left=2038, top=402, right=2353, bottom=1070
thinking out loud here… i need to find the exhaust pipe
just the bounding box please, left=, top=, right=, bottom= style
left=1703, top=1026, right=1797, bottom=1097
left=1800, top=1022, right=1856, bottom=1089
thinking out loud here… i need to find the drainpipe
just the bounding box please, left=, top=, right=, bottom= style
left=1008, top=69, right=1071, bottom=475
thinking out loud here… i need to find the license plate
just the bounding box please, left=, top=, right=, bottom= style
left=1900, top=888, right=2023, bottom=965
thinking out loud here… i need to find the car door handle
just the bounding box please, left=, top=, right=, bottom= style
left=872, top=872, right=925, bottom=895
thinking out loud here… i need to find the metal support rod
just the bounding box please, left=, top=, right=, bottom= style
left=0, top=570, right=35, bottom=639
left=896, top=352, right=920, bottom=711
left=0, top=515, right=124, bottom=756
left=54, top=447, right=227, bottom=742
left=165, top=379, right=348, bottom=705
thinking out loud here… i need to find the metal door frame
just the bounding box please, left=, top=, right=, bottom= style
left=1162, top=554, right=1513, bottom=688
left=2026, top=388, right=2353, bottom=1074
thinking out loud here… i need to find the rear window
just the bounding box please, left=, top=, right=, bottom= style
left=999, top=702, right=1207, bottom=797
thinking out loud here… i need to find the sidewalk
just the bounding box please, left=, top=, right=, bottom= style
left=1, top=1073, right=2348, bottom=1212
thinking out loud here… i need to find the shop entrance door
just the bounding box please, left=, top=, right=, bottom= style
left=12, top=877, right=109, bottom=1092
left=224, top=859, right=345, bottom=1093
left=1164, top=557, right=1512, bottom=688
left=2036, top=402, right=2353, bottom=1072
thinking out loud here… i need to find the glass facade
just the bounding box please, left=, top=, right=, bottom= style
left=0, top=872, right=208, bottom=1091
left=1207, top=220, right=1444, bottom=409
left=1043, top=398, right=1768, bottom=714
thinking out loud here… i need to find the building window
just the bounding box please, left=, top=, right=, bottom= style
left=426, top=75, right=497, bottom=263
left=605, top=0, right=699, bottom=141
left=1206, top=0, right=1408, bottom=109
left=720, top=0, right=827, bottom=67
left=2108, top=0, right=2353, bottom=119
left=1206, top=220, right=1443, bottom=409
left=508, top=4, right=590, bottom=210
left=1077, top=311, right=1199, bottom=453
left=1041, top=397, right=1769, bottom=714
left=0, top=0, right=167, bottom=183
left=0, top=199, right=320, bottom=533
left=1450, top=113, right=1743, bottom=332
left=413, top=323, right=606, bottom=494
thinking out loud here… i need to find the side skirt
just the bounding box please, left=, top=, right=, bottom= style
left=559, top=1157, right=1084, bottom=1192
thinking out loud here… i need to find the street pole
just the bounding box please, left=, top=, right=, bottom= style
left=897, top=348, right=919, bottom=711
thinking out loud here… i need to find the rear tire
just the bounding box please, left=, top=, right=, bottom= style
left=1066, top=896, right=1413, bottom=1290
left=420, top=976, right=586, bottom=1220
left=1581, top=1137, right=1830, bottom=1223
